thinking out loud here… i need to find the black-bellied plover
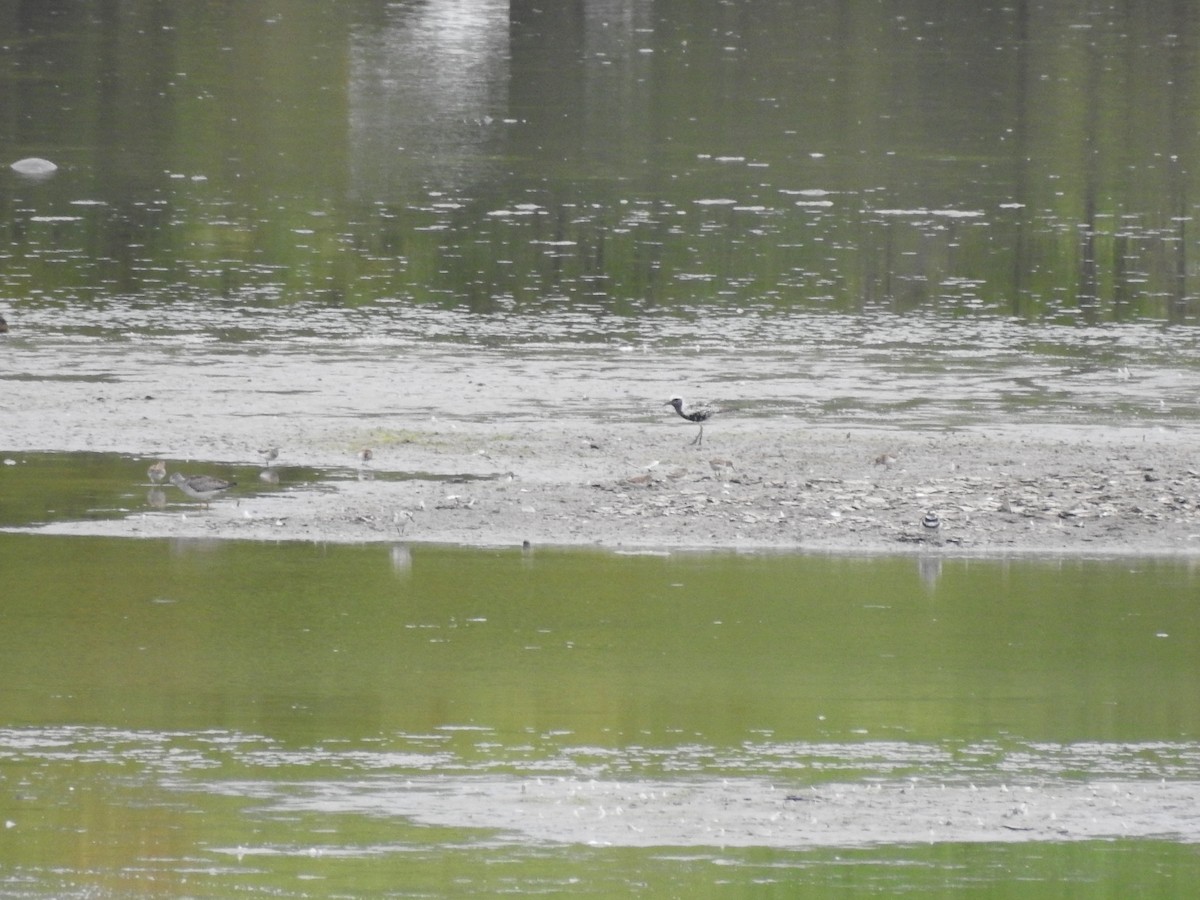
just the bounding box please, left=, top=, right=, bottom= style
left=170, top=472, right=236, bottom=507
left=665, top=396, right=712, bottom=447
left=147, top=460, right=167, bottom=484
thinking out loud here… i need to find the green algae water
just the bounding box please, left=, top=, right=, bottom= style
left=2, top=534, right=1198, bottom=896
left=5, top=1, right=1200, bottom=894
left=6, top=2, right=1200, bottom=325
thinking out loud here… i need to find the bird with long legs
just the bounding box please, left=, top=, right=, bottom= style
left=665, top=396, right=714, bottom=447
left=170, top=471, right=236, bottom=508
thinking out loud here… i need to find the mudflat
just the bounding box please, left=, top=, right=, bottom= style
left=4, top=326, right=1198, bottom=553
left=10, top=395, right=1200, bottom=556
left=6, top=336, right=1200, bottom=856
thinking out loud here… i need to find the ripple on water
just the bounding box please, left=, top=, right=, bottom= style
left=9, top=299, right=1200, bottom=429
left=3, top=727, right=1199, bottom=851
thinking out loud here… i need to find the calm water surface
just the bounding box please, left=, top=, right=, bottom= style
left=4, top=1, right=1200, bottom=324
left=5, top=1, right=1200, bottom=435
left=2, top=535, right=1200, bottom=895
left=5, top=2, right=1200, bottom=895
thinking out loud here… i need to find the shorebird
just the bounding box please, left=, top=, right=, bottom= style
left=355, top=447, right=375, bottom=481
left=147, top=460, right=167, bottom=484
left=665, top=396, right=712, bottom=447
left=170, top=471, right=236, bottom=507
left=0, top=314, right=8, bottom=334
left=709, top=457, right=735, bottom=477
left=921, top=512, right=941, bottom=534
left=258, top=446, right=279, bottom=466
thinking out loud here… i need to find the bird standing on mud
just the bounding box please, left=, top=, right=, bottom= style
left=921, top=512, right=941, bottom=542
left=170, top=471, right=236, bottom=507
left=665, top=396, right=713, bottom=447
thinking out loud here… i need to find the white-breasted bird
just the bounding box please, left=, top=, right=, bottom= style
left=170, top=471, right=236, bottom=507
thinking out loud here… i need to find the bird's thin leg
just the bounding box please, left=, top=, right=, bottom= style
left=690, top=424, right=704, bottom=447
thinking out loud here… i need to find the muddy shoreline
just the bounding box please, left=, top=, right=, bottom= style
left=7, top=342, right=1200, bottom=858
left=9, top=406, right=1200, bottom=557
left=264, top=775, right=1200, bottom=848
left=4, top=327, right=1199, bottom=554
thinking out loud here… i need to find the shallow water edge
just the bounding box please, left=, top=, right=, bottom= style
left=4, top=418, right=1200, bottom=560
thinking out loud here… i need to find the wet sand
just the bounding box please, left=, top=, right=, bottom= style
left=5, top=320, right=1200, bottom=555
left=13, top=409, right=1200, bottom=558
left=265, top=775, right=1200, bottom=848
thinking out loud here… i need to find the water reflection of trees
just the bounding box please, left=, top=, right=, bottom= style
left=2, top=1, right=1199, bottom=322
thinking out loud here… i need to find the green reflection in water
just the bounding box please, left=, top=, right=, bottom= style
left=4, top=2, right=1200, bottom=321
left=0, top=452, right=264, bottom=527
left=2, top=535, right=1197, bottom=746
left=2, top=534, right=1199, bottom=896
left=0, top=451, right=477, bottom=530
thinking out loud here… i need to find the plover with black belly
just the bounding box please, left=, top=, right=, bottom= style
left=665, top=396, right=715, bottom=447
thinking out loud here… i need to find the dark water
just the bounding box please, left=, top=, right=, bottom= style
left=1, top=534, right=1199, bottom=896
left=3, top=1, right=1200, bottom=324
left=6, top=1, right=1200, bottom=437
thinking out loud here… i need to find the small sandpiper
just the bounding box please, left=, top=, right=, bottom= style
left=170, top=471, right=236, bottom=507
left=355, top=447, right=374, bottom=481
left=709, top=457, right=734, bottom=477
left=147, top=460, right=167, bottom=484
left=665, top=396, right=713, bottom=447
left=258, top=446, right=279, bottom=466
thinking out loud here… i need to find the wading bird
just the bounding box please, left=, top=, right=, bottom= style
left=665, top=396, right=713, bottom=447
left=170, top=471, right=236, bottom=507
